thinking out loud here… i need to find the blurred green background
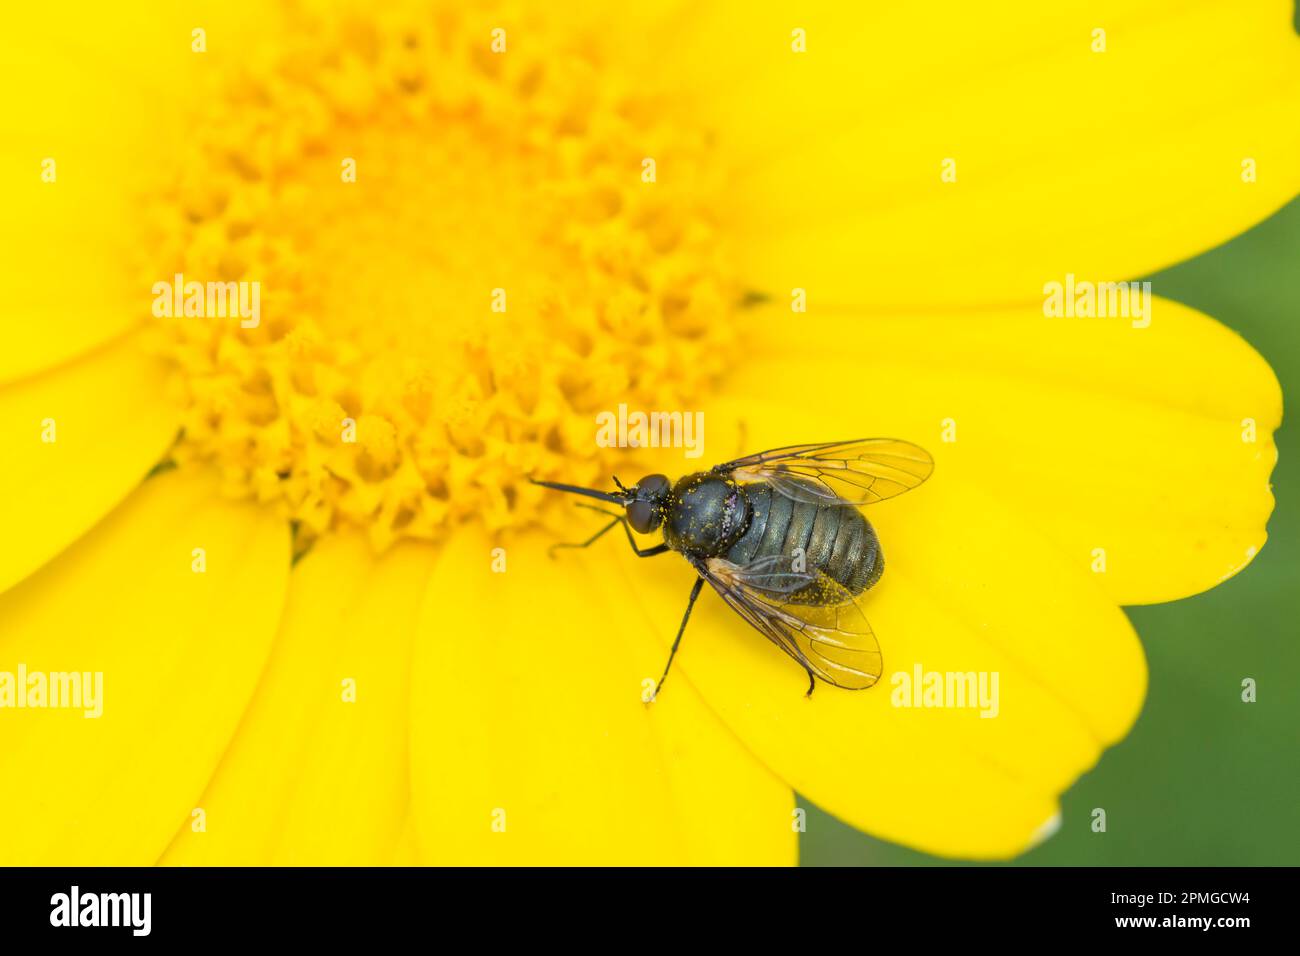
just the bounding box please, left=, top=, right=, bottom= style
left=800, top=197, right=1300, bottom=867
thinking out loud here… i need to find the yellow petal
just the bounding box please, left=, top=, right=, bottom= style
left=0, top=467, right=288, bottom=865
left=585, top=443, right=1144, bottom=859
left=723, top=297, right=1278, bottom=604
left=665, top=1, right=1300, bottom=308
left=0, top=333, right=178, bottom=594
left=0, top=2, right=272, bottom=381
left=410, top=530, right=797, bottom=865
left=162, top=533, right=436, bottom=866
left=387, top=813, right=422, bottom=865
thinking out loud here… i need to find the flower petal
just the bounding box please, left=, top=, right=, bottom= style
left=410, top=530, right=798, bottom=865
left=0, top=467, right=288, bottom=865
left=666, top=1, right=1300, bottom=308
left=588, top=443, right=1144, bottom=859
left=162, top=533, right=435, bottom=865
left=0, top=3, right=270, bottom=380
left=0, top=333, right=178, bottom=595
left=387, top=813, right=421, bottom=865
left=726, top=297, right=1278, bottom=604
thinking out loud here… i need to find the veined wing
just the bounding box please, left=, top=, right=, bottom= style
left=713, top=438, right=933, bottom=506
left=699, top=554, right=881, bottom=690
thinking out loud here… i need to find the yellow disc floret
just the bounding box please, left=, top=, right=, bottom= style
left=142, top=0, right=740, bottom=551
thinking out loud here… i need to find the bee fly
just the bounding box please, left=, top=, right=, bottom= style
left=532, top=439, right=933, bottom=699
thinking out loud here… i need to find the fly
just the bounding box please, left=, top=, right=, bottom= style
left=533, top=439, right=934, bottom=699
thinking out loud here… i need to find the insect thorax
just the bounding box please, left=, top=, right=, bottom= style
left=663, top=473, right=750, bottom=556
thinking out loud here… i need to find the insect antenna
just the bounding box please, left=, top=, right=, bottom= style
left=529, top=477, right=627, bottom=504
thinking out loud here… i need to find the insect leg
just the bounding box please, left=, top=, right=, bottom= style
left=553, top=504, right=668, bottom=557
left=805, top=669, right=816, bottom=698
left=652, top=575, right=705, bottom=701
left=617, top=519, right=669, bottom=557
left=548, top=516, right=623, bottom=558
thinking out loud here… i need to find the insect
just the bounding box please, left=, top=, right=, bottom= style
left=532, top=438, right=934, bottom=699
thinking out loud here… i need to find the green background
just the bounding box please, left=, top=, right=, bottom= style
left=800, top=197, right=1300, bottom=867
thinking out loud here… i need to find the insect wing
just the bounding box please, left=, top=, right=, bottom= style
left=701, top=554, right=882, bottom=689
left=714, top=438, right=933, bottom=506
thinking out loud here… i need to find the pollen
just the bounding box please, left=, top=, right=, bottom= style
left=140, top=1, right=740, bottom=551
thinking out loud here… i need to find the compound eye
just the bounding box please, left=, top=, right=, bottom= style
left=626, top=500, right=661, bottom=534
left=637, top=473, right=670, bottom=496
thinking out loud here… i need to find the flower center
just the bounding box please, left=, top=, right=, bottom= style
left=146, top=3, right=740, bottom=550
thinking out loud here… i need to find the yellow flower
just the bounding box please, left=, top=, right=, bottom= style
left=0, top=1, right=1292, bottom=864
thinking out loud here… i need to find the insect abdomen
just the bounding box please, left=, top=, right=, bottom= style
left=726, top=483, right=883, bottom=595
